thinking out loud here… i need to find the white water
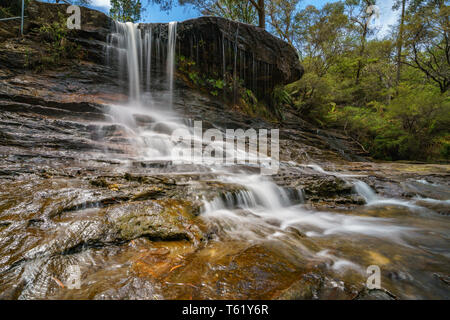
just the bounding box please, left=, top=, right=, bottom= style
left=201, top=175, right=413, bottom=244
left=353, top=180, right=435, bottom=209
left=145, top=26, right=152, bottom=92
left=166, top=22, right=177, bottom=108
left=110, top=22, right=141, bottom=100
left=107, top=21, right=175, bottom=103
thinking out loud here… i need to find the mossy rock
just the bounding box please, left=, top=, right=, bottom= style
left=106, top=199, right=203, bottom=242
left=303, top=177, right=353, bottom=198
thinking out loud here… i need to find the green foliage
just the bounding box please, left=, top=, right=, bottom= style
left=0, top=0, right=29, bottom=17
left=324, top=85, right=449, bottom=161
left=271, top=85, right=292, bottom=120
left=403, top=0, right=449, bottom=93
left=283, top=0, right=450, bottom=162
left=110, top=0, right=142, bottom=22
left=179, top=0, right=258, bottom=25
left=32, top=12, right=84, bottom=70
left=0, top=7, right=13, bottom=19
left=286, top=73, right=331, bottom=119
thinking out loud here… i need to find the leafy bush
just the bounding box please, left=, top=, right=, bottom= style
left=0, top=0, right=29, bottom=17
left=271, top=86, right=292, bottom=120
left=324, top=84, right=449, bottom=161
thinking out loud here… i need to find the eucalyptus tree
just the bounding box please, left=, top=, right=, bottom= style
left=294, top=2, right=349, bottom=76
left=403, top=0, right=449, bottom=93
left=344, top=0, right=377, bottom=84
left=393, top=0, right=408, bottom=85
left=266, top=0, right=300, bottom=45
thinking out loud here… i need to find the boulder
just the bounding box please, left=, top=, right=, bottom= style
left=141, top=17, right=304, bottom=100
left=175, top=16, right=303, bottom=86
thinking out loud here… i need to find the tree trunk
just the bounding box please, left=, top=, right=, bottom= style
left=258, top=0, right=265, bottom=29
left=395, top=0, right=406, bottom=86
left=356, top=24, right=368, bottom=85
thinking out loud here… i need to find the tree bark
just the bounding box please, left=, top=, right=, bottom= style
left=356, top=23, right=368, bottom=85
left=395, top=0, right=406, bottom=86
left=249, top=0, right=265, bottom=29
left=257, top=0, right=265, bottom=29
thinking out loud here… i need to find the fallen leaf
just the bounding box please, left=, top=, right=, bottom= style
left=51, top=276, right=65, bottom=288
left=169, top=264, right=183, bottom=273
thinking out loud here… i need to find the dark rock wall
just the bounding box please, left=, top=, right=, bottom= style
left=139, top=17, right=303, bottom=102
left=177, top=17, right=303, bottom=86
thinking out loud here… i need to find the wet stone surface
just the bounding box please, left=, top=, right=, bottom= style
left=0, top=1, right=449, bottom=300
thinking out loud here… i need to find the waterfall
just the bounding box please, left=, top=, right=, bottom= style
left=107, top=21, right=178, bottom=105
left=167, top=22, right=178, bottom=108
left=145, top=27, right=152, bottom=92
left=104, top=20, right=416, bottom=251
left=107, top=21, right=142, bottom=100
left=353, top=180, right=425, bottom=209
left=353, top=181, right=378, bottom=204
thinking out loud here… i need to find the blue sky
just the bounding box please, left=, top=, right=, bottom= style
left=90, top=0, right=338, bottom=22
left=88, top=0, right=398, bottom=36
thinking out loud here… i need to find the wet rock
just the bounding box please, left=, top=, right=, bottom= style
left=90, top=177, right=110, bottom=188
left=388, top=271, right=414, bottom=282
left=106, top=200, right=204, bottom=243
left=276, top=272, right=323, bottom=300
left=433, top=273, right=450, bottom=286
left=354, top=288, right=397, bottom=300
left=302, top=176, right=354, bottom=198
left=26, top=0, right=112, bottom=41
left=162, top=242, right=304, bottom=299
left=130, top=187, right=166, bottom=201
left=172, top=16, right=304, bottom=100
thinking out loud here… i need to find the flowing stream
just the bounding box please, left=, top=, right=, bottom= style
left=100, top=21, right=450, bottom=299
left=0, top=20, right=448, bottom=300
left=104, top=21, right=435, bottom=245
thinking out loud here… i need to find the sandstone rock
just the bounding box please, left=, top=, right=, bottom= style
left=303, top=176, right=353, bottom=198
left=354, top=288, right=397, bottom=300
left=106, top=200, right=204, bottom=243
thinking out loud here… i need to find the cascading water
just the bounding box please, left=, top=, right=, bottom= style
left=107, top=18, right=418, bottom=242
left=166, top=22, right=177, bottom=108
left=103, top=20, right=448, bottom=281
left=107, top=20, right=178, bottom=105
left=109, top=21, right=141, bottom=100
left=1, top=15, right=449, bottom=300
left=145, top=27, right=152, bottom=92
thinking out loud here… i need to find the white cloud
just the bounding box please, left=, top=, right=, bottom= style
left=91, top=0, right=111, bottom=10
left=369, top=0, right=400, bottom=38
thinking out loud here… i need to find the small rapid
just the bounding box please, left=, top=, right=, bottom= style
left=104, top=18, right=444, bottom=249
left=102, top=19, right=449, bottom=289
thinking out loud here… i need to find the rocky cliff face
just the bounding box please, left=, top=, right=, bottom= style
left=169, top=16, right=303, bottom=99
left=9, top=1, right=303, bottom=102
